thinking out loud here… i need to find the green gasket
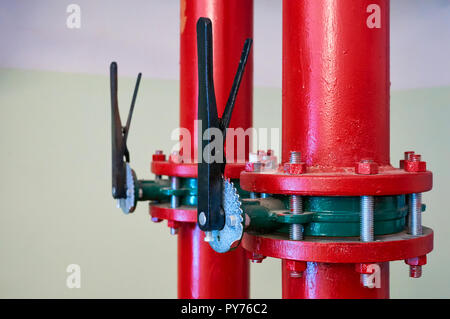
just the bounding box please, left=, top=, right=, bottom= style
left=274, top=210, right=315, bottom=224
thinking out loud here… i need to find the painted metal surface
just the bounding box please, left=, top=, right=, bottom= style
left=178, top=223, right=249, bottom=299
left=171, top=0, right=253, bottom=299
left=282, top=0, right=390, bottom=167
left=282, top=261, right=390, bottom=299
left=242, top=227, right=433, bottom=263
left=151, top=203, right=197, bottom=223
left=242, top=195, right=409, bottom=237
left=239, top=0, right=434, bottom=298
left=240, top=166, right=432, bottom=196
left=152, top=160, right=246, bottom=179
left=180, top=0, right=253, bottom=162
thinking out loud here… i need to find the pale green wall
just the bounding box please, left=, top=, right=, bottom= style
left=0, top=68, right=449, bottom=298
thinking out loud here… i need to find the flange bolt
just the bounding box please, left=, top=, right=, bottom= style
left=288, top=151, right=304, bottom=242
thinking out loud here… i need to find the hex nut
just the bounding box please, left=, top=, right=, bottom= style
left=355, top=159, right=379, bottom=175
left=283, top=162, right=307, bottom=175
left=405, top=255, right=427, bottom=266
left=404, top=160, right=427, bottom=172
left=285, top=260, right=307, bottom=273
left=249, top=252, right=266, bottom=263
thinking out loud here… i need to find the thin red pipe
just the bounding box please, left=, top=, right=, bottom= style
left=282, top=261, right=390, bottom=299
left=282, top=0, right=390, bottom=167
left=180, top=0, right=253, bottom=162
left=177, top=0, right=253, bottom=299
left=178, top=223, right=249, bottom=298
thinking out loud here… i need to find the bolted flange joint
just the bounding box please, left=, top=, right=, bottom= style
left=356, top=159, right=378, bottom=287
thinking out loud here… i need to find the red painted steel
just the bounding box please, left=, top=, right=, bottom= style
left=178, top=223, right=249, bottom=299
left=282, top=0, right=390, bottom=167
left=180, top=0, right=253, bottom=162
left=240, top=166, right=432, bottom=196
left=151, top=203, right=197, bottom=223
left=282, top=261, right=390, bottom=299
left=238, top=0, right=433, bottom=299
left=151, top=161, right=246, bottom=179
left=277, top=0, right=394, bottom=298
left=242, top=227, right=434, bottom=263
left=173, top=0, right=253, bottom=299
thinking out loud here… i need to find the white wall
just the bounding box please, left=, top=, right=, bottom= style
left=0, top=0, right=449, bottom=299
left=0, top=0, right=449, bottom=89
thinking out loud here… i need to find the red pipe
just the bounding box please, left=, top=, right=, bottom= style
left=178, top=223, right=249, bottom=298
left=282, top=0, right=390, bottom=167
left=180, top=0, right=253, bottom=162
left=177, top=0, right=253, bottom=299
left=281, top=0, right=391, bottom=298
left=282, top=261, right=390, bottom=299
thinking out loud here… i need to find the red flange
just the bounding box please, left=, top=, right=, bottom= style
left=150, top=203, right=197, bottom=223
left=240, top=165, right=432, bottom=196
left=151, top=160, right=245, bottom=179
left=242, top=227, right=433, bottom=263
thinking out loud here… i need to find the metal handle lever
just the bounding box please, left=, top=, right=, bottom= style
left=110, top=61, right=142, bottom=200
left=196, top=17, right=252, bottom=232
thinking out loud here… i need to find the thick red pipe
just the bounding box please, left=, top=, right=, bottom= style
left=282, top=0, right=390, bottom=167
left=177, top=0, right=253, bottom=299
left=180, top=0, right=253, bottom=161
left=178, top=223, right=249, bottom=298
left=282, top=261, right=390, bottom=299
left=282, top=0, right=391, bottom=298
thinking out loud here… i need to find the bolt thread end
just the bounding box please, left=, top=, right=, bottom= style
left=360, top=196, right=374, bottom=242
left=409, top=265, right=422, bottom=278
left=290, top=195, right=302, bottom=214
left=409, top=193, right=423, bottom=236
left=289, top=151, right=301, bottom=164
left=289, top=224, right=303, bottom=241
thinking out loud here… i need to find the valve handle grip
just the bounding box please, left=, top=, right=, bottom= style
left=196, top=17, right=252, bottom=231
left=110, top=61, right=142, bottom=199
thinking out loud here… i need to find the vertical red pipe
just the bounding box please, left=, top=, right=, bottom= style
left=180, top=0, right=253, bottom=161
left=178, top=224, right=249, bottom=298
left=282, top=0, right=391, bottom=298
left=282, top=261, right=390, bottom=299
left=177, top=0, right=253, bottom=299
left=282, top=0, right=390, bottom=167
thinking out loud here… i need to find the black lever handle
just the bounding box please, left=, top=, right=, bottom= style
left=196, top=17, right=252, bottom=232
left=110, top=61, right=142, bottom=199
